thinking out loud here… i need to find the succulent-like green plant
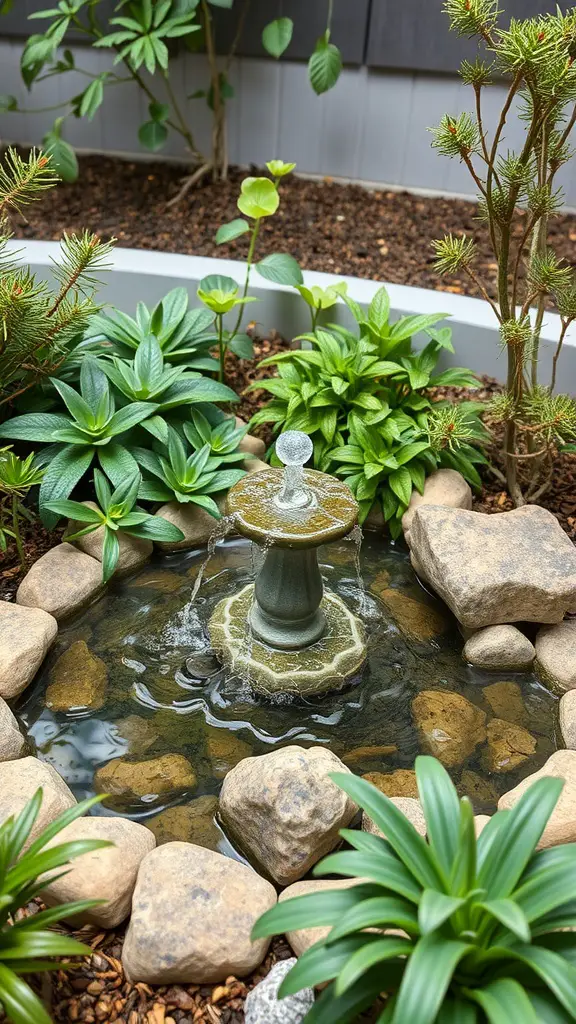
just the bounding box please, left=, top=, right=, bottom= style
left=253, top=756, right=576, bottom=1023
left=0, top=790, right=112, bottom=1024
left=134, top=426, right=246, bottom=512
left=44, top=469, right=185, bottom=581
left=0, top=447, right=44, bottom=566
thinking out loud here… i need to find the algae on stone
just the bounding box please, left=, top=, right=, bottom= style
left=46, top=640, right=107, bottom=712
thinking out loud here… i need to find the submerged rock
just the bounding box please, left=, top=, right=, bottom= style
left=409, top=505, right=576, bottom=628
left=146, top=796, right=221, bottom=850
left=17, top=542, right=104, bottom=621
left=244, top=957, right=314, bottom=1024
left=205, top=728, right=253, bottom=779
left=362, top=769, right=419, bottom=798
left=463, top=625, right=535, bottom=671
left=0, top=602, right=58, bottom=699
left=412, top=690, right=487, bottom=768
left=122, top=842, right=276, bottom=983
left=402, top=468, right=472, bottom=545
left=362, top=796, right=426, bottom=839
left=112, top=715, right=160, bottom=756
left=342, top=743, right=398, bottom=768
left=535, top=620, right=576, bottom=693
left=499, top=750, right=576, bottom=847
left=458, top=770, right=499, bottom=810
left=46, top=640, right=108, bottom=712
left=378, top=589, right=448, bottom=642
left=481, top=718, right=536, bottom=773
left=482, top=681, right=529, bottom=726
left=219, top=746, right=357, bottom=886
left=94, top=754, right=196, bottom=808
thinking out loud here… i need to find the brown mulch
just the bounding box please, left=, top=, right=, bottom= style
left=0, top=519, right=63, bottom=603
left=8, top=153, right=576, bottom=303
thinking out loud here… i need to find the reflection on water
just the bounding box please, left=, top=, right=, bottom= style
left=16, top=535, right=560, bottom=854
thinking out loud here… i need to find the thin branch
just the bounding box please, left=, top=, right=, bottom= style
left=463, top=265, right=502, bottom=321
left=550, top=318, right=571, bottom=393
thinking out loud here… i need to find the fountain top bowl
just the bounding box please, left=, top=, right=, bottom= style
left=226, top=468, right=359, bottom=548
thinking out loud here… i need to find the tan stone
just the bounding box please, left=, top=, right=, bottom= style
left=498, top=750, right=576, bottom=847
left=412, top=690, right=486, bottom=768
left=342, top=744, right=398, bottom=769
left=17, top=543, right=104, bottom=620
left=464, top=626, right=535, bottom=671
left=94, top=754, right=196, bottom=808
left=560, top=689, right=576, bottom=749
left=363, top=503, right=385, bottom=532
left=0, top=697, right=26, bottom=761
left=122, top=842, right=276, bottom=983
left=369, top=569, right=391, bottom=596
left=0, top=757, right=75, bottom=847
left=474, top=815, right=491, bottom=837
left=45, top=640, right=107, bottom=712
left=362, top=797, right=426, bottom=840
left=279, top=879, right=364, bottom=956
left=362, top=769, right=419, bottom=798
left=239, top=433, right=265, bottom=458
left=402, top=468, right=472, bottom=543
left=481, top=718, right=536, bottom=773
left=458, top=770, right=498, bottom=810
left=244, top=458, right=269, bottom=475
left=0, top=602, right=58, bottom=699
left=482, top=681, right=528, bottom=726
left=535, top=620, right=576, bottom=693
left=409, top=505, right=576, bottom=627
left=205, top=728, right=253, bottom=779
left=155, top=502, right=222, bottom=551
left=379, top=589, right=448, bottom=642
left=219, top=746, right=357, bottom=886
left=66, top=501, right=152, bottom=574
left=40, top=817, right=156, bottom=928
left=146, top=797, right=221, bottom=850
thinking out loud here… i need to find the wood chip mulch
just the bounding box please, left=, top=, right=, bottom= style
left=8, top=153, right=576, bottom=304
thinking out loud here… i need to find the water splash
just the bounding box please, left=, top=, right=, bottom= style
left=190, top=515, right=235, bottom=603
left=346, top=523, right=368, bottom=616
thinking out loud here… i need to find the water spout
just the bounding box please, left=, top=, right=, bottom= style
left=274, top=430, right=315, bottom=510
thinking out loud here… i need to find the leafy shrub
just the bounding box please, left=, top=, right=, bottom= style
left=431, top=1, right=576, bottom=505
left=44, top=469, right=185, bottom=580
left=253, top=755, right=576, bottom=1023
left=0, top=789, right=112, bottom=1024
left=250, top=286, right=487, bottom=536
left=4, top=2, right=342, bottom=192
left=0, top=148, right=113, bottom=415
left=133, top=425, right=246, bottom=510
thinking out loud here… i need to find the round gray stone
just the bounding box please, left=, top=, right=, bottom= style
left=244, top=958, right=314, bottom=1024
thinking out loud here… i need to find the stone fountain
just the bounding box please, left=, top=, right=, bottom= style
left=208, top=431, right=367, bottom=696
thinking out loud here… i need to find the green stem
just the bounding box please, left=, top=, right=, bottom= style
left=11, top=496, right=25, bottom=568
left=163, top=71, right=201, bottom=159
left=217, top=314, right=225, bottom=384
left=326, top=0, right=334, bottom=35
left=230, top=218, right=261, bottom=340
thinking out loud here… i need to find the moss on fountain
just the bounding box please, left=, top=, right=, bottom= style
left=226, top=468, right=358, bottom=548
left=209, top=584, right=366, bottom=696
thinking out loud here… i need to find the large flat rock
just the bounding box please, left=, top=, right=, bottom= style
left=17, top=543, right=104, bottom=620
left=0, top=602, right=58, bottom=699
left=409, top=504, right=576, bottom=628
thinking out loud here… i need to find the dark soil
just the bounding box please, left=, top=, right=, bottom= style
left=9, top=153, right=576, bottom=302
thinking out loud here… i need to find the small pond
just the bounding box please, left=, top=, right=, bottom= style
left=16, top=534, right=559, bottom=857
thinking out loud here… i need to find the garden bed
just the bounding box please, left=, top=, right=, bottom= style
left=9, top=153, right=576, bottom=306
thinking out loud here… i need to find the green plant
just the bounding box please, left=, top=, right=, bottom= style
left=5, top=1, right=342, bottom=196
left=85, top=287, right=219, bottom=370
left=250, top=287, right=487, bottom=535
left=208, top=161, right=303, bottom=381
left=0, top=148, right=113, bottom=414
left=0, top=447, right=44, bottom=566
left=0, top=789, right=112, bottom=1024
left=133, top=425, right=246, bottom=510
left=253, top=755, right=576, bottom=1023
left=183, top=407, right=248, bottom=464
left=431, top=1, right=576, bottom=505
left=44, top=468, right=184, bottom=579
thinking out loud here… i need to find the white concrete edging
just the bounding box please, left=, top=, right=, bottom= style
left=11, top=240, right=576, bottom=390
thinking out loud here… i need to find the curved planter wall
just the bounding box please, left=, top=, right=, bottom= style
left=12, top=240, right=576, bottom=390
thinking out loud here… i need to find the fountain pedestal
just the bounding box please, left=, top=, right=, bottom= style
left=208, top=464, right=367, bottom=696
